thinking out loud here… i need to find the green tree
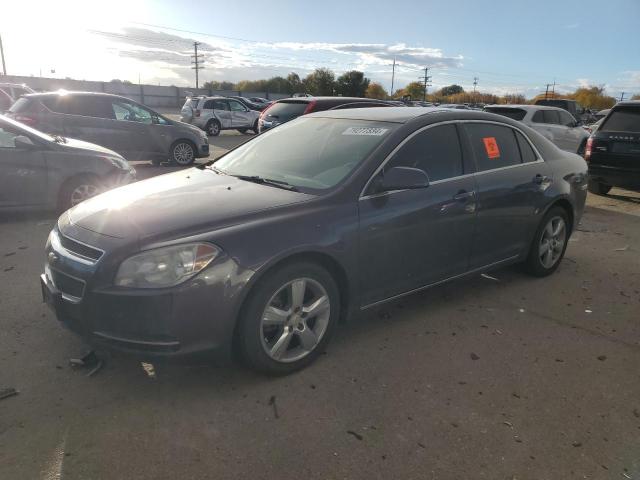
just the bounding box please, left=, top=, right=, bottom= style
left=365, top=82, right=388, bottom=99
left=203, top=80, right=221, bottom=90
left=440, top=84, right=464, bottom=96
left=335, top=70, right=370, bottom=97
left=286, top=72, right=303, bottom=94
left=219, top=81, right=235, bottom=91
left=396, top=81, right=426, bottom=100
left=303, top=68, right=335, bottom=96
left=632, top=94, right=640, bottom=100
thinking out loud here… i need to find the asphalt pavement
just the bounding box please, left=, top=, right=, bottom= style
left=1, top=143, right=639, bottom=479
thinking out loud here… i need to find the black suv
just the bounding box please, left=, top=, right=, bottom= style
left=258, top=97, right=395, bottom=133
left=586, top=101, right=640, bottom=195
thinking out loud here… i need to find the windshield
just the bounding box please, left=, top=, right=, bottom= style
left=485, top=107, right=527, bottom=121
left=213, top=117, right=396, bottom=192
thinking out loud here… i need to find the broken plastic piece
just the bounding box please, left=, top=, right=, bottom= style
left=69, top=350, right=99, bottom=368
left=141, top=362, right=156, bottom=379
left=0, top=387, right=19, bottom=400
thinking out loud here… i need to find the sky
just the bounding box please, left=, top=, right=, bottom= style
left=1, top=0, right=639, bottom=99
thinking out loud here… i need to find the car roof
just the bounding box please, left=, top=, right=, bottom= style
left=613, top=100, right=640, bottom=107
left=485, top=104, right=568, bottom=112
left=24, top=91, right=132, bottom=101
left=277, top=96, right=389, bottom=104
left=307, top=106, right=503, bottom=123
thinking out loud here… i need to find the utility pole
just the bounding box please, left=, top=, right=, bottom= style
left=418, top=66, right=432, bottom=101
left=0, top=34, right=6, bottom=76
left=191, top=41, right=204, bottom=89
left=551, top=79, right=556, bottom=97
left=473, top=76, right=479, bottom=104
left=545, top=83, right=552, bottom=99
left=619, top=92, right=625, bottom=102
left=390, top=58, right=396, bottom=97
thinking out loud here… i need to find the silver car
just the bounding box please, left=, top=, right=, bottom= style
left=485, top=105, right=589, bottom=154
left=0, top=114, right=135, bottom=211
left=180, top=96, right=260, bottom=136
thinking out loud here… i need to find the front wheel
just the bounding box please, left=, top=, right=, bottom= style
left=58, top=176, right=102, bottom=212
left=523, top=207, right=570, bottom=277
left=587, top=180, right=611, bottom=195
left=237, top=262, right=340, bottom=375
left=170, top=140, right=195, bottom=166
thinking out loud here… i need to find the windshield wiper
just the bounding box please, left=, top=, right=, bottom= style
left=232, top=175, right=299, bottom=192
left=204, top=164, right=226, bottom=174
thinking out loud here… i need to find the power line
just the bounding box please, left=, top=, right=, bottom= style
left=191, top=41, right=204, bottom=88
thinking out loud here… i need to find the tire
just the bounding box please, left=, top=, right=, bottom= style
left=237, top=262, right=340, bottom=375
left=524, top=206, right=570, bottom=277
left=237, top=128, right=249, bottom=134
left=587, top=179, right=611, bottom=195
left=252, top=119, right=259, bottom=134
left=205, top=120, right=220, bottom=137
left=58, top=176, right=102, bottom=212
left=170, top=140, right=196, bottom=166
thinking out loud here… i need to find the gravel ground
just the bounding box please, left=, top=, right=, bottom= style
left=1, top=177, right=639, bottom=479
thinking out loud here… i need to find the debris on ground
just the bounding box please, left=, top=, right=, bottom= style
left=585, top=309, right=593, bottom=314
left=346, top=430, right=363, bottom=441
left=141, top=362, right=156, bottom=379
left=4, top=252, right=16, bottom=257
left=503, top=421, right=513, bottom=428
left=268, top=395, right=279, bottom=419
left=3, top=267, right=14, bottom=272
left=571, top=441, right=582, bottom=447
left=518, top=308, right=525, bottom=313
left=470, top=353, right=480, bottom=360
left=597, top=355, right=607, bottom=361
left=69, top=350, right=104, bottom=377
left=481, top=273, right=500, bottom=281
left=614, top=245, right=629, bottom=251
left=0, top=387, right=19, bottom=400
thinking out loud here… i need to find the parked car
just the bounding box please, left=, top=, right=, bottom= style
left=8, top=92, right=209, bottom=166
left=0, top=89, right=12, bottom=113
left=180, top=96, right=260, bottom=136
left=484, top=105, right=589, bottom=154
left=227, top=96, right=265, bottom=112
left=593, top=109, right=610, bottom=122
left=248, top=97, right=271, bottom=105
left=258, top=97, right=395, bottom=133
left=0, top=82, right=35, bottom=102
left=41, top=107, right=587, bottom=374
left=585, top=100, right=640, bottom=195
left=0, top=114, right=135, bottom=211
left=534, top=98, right=583, bottom=120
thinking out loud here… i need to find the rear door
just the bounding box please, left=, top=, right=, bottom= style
left=358, top=123, right=477, bottom=305
left=228, top=99, right=253, bottom=127
left=531, top=109, right=566, bottom=149
left=557, top=109, right=584, bottom=152
left=57, top=95, right=117, bottom=149
left=463, top=122, right=551, bottom=268
left=0, top=122, right=47, bottom=208
left=212, top=100, right=232, bottom=128
left=109, top=99, right=163, bottom=159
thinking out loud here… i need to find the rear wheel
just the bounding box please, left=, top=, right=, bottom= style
left=587, top=179, right=611, bottom=195
left=206, top=120, right=221, bottom=137
left=524, top=206, right=570, bottom=277
left=252, top=119, right=259, bottom=134
left=237, top=262, right=339, bottom=375
left=170, top=140, right=196, bottom=166
left=58, top=176, right=102, bottom=212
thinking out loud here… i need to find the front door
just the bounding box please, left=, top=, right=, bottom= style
left=358, top=123, right=477, bottom=306
left=462, top=122, right=551, bottom=268
left=228, top=99, right=253, bottom=128
left=0, top=124, right=47, bottom=208
left=212, top=100, right=232, bottom=129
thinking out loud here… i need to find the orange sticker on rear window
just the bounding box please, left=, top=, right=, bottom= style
left=483, top=137, right=501, bottom=159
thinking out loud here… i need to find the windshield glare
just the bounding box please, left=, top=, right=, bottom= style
left=213, top=117, right=396, bottom=191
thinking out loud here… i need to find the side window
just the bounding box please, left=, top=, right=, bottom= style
left=558, top=110, right=575, bottom=127
left=543, top=110, right=560, bottom=124
left=212, top=100, right=229, bottom=111
left=0, top=125, right=20, bottom=148
left=229, top=100, right=246, bottom=112
left=464, top=123, right=521, bottom=172
left=111, top=101, right=153, bottom=124
left=386, top=124, right=463, bottom=182
left=66, top=96, right=113, bottom=119
left=515, top=131, right=538, bottom=163
left=532, top=110, right=545, bottom=123
left=203, top=100, right=215, bottom=110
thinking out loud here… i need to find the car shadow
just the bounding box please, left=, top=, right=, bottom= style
left=605, top=192, right=640, bottom=205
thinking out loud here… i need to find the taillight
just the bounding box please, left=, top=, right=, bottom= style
left=259, top=102, right=275, bottom=121
left=194, top=109, right=201, bottom=117
left=303, top=100, right=317, bottom=114
left=14, top=115, right=37, bottom=127
left=584, top=137, right=593, bottom=161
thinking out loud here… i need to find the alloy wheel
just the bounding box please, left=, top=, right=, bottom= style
left=173, top=142, right=194, bottom=165
left=539, top=216, right=566, bottom=268
left=260, top=278, right=331, bottom=363
left=70, top=184, right=100, bottom=206
left=207, top=122, right=220, bottom=136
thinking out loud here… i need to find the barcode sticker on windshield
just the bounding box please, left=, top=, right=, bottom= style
left=342, top=127, right=389, bottom=136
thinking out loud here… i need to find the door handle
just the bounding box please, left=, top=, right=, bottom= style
left=453, top=190, right=475, bottom=202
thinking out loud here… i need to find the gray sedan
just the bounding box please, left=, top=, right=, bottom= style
left=0, top=115, right=135, bottom=211
left=41, top=107, right=587, bottom=375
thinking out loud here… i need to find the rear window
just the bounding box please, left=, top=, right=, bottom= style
left=485, top=107, right=526, bottom=121
left=8, top=97, right=40, bottom=114
left=543, top=110, right=560, bottom=124
left=266, top=101, right=308, bottom=117
left=600, top=107, right=640, bottom=133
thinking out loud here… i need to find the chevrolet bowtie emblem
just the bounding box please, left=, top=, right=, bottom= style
left=48, top=252, right=59, bottom=264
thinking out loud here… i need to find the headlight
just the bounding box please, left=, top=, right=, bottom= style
left=114, top=243, right=219, bottom=288
left=103, top=156, right=130, bottom=170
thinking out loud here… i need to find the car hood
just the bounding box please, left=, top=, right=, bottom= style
left=61, top=137, right=122, bottom=157
left=68, top=168, right=312, bottom=240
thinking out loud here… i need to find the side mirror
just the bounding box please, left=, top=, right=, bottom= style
left=14, top=135, right=36, bottom=149
left=379, top=166, right=430, bottom=192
